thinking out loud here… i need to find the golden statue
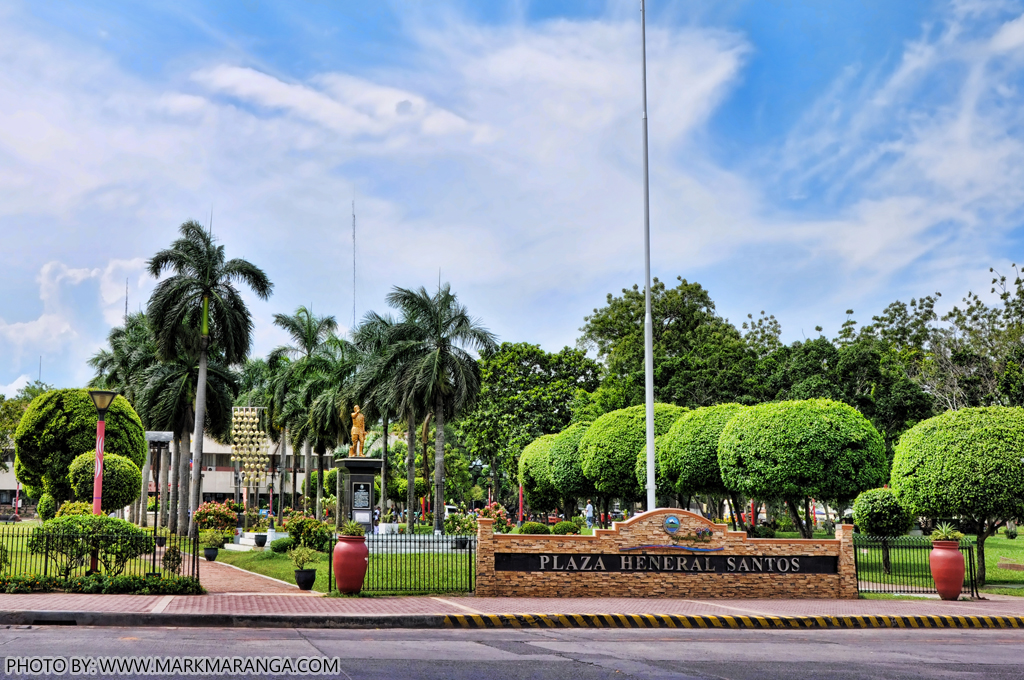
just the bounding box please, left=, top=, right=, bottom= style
left=349, top=405, right=367, bottom=457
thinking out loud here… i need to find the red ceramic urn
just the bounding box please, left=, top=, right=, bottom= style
left=929, top=540, right=965, bottom=601
left=333, top=535, right=368, bottom=594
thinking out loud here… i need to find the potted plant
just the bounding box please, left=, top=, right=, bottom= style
left=254, top=518, right=269, bottom=548
left=289, top=546, right=319, bottom=591
left=333, top=520, right=367, bottom=594
left=930, top=523, right=965, bottom=601
left=380, top=509, right=398, bottom=534
left=200, top=530, right=224, bottom=562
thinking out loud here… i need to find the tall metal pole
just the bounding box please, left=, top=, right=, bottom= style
left=641, top=0, right=657, bottom=512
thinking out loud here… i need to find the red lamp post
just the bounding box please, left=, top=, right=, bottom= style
left=88, top=391, right=117, bottom=516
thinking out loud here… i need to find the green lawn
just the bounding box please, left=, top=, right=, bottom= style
left=215, top=547, right=475, bottom=595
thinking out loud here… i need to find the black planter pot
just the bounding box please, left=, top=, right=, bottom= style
left=203, top=547, right=219, bottom=562
left=237, top=513, right=244, bottom=528
left=455, top=537, right=469, bottom=550
left=294, top=569, right=316, bottom=591
left=155, top=536, right=167, bottom=547
left=254, top=534, right=267, bottom=547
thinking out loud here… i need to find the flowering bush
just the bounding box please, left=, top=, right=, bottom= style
left=443, top=512, right=477, bottom=535
left=193, top=501, right=237, bottom=531
left=478, top=502, right=512, bottom=534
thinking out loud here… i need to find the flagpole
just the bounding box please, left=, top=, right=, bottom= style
left=640, top=0, right=656, bottom=512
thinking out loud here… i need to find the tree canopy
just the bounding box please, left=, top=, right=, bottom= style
left=518, top=434, right=560, bottom=513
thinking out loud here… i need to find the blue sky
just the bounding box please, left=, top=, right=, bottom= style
left=3, top=0, right=1024, bottom=394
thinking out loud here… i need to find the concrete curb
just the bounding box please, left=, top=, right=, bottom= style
left=3, top=610, right=1024, bottom=629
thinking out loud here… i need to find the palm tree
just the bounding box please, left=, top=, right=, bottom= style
left=269, top=306, right=337, bottom=515
left=300, top=335, right=361, bottom=520
left=352, top=312, right=399, bottom=521
left=88, top=312, right=159, bottom=414
left=147, top=221, right=272, bottom=538
left=384, top=284, right=497, bottom=532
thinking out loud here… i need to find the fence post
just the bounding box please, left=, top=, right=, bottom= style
left=836, top=523, right=857, bottom=598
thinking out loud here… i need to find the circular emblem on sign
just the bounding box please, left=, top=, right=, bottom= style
left=663, top=515, right=681, bottom=535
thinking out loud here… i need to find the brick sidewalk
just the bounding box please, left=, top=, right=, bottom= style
left=2, top=592, right=1024, bottom=619
left=199, top=558, right=316, bottom=595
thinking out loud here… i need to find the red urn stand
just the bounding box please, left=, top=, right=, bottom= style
left=929, top=540, right=965, bottom=601
left=333, top=535, right=368, bottom=594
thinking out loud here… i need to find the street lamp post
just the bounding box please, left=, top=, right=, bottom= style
left=88, top=390, right=116, bottom=574
left=88, top=390, right=117, bottom=516
left=640, top=0, right=657, bottom=513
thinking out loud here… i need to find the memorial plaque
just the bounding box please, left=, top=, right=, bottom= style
left=352, top=482, right=371, bottom=510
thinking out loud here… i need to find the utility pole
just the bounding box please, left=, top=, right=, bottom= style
left=640, top=0, right=656, bottom=512
left=352, top=200, right=356, bottom=329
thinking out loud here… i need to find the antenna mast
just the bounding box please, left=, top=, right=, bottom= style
left=352, top=199, right=356, bottom=329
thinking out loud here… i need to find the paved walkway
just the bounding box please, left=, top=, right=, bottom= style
left=199, top=558, right=316, bottom=595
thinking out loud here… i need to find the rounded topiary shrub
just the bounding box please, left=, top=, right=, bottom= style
left=15, top=389, right=145, bottom=504
left=719, top=399, right=887, bottom=537
left=890, top=406, right=1024, bottom=585
left=580, top=403, right=688, bottom=501
left=37, top=493, right=56, bottom=521
left=551, top=520, right=580, bottom=535
left=659, top=403, right=746, bottom=496
left=271, top=536, right=295, bottom=553
left=519, top=435, right=560, bottom=513
left=519, top=521, right=550, bottom=535
left=55, top=501, right=93, bottom=518
left=69, top=452, right=142, bottom=514
left=852, top=488, right=913, bottom=537
left=549, top=422, right=593, bottom=506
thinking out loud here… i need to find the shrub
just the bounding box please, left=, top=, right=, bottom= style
left=200, top=530, right=228, bottom=549
left=270, top=536, right=295, bottom=553
left=289, top=546, right=319, bottom=570
left=339, top=520, right=364, bottom=537
left=193, top=501, right=238, bottom=531
left=518, top=435, right=561, bottom=513
left=162, top=545, right=183, bottom=574
left=852, top=488, right=913, bottom=537
left=55, top=501, right=93, bottom=518
left=443, top=512, right=477, bottom=536
left=718, top=399, right=886, bottom=538
left=519, top=521, right=550, bottom=535
left=478, top=502, right=512, bottom=534
left=746, top=525, right=776, bottom=539
left=69, top=452, right=142, bottom=513
left=552, top=521, right=579, bottom=535
left=302, top=469, right=338, bottom=497
left=14, top=389, right=144, bottom=505
left=288, top=516, right=334, bottom=551
left=580, top=403, right=688, bottom=501
left=37, top=493, right=56, bottom=521
left=891, top=406, right=1024, bottom=585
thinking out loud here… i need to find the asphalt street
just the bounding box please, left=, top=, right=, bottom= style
left=0, top=625, right=1019, bottom=679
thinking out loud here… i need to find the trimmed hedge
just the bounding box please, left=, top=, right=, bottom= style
left=270, top=536, right=295, bottom=553
left=15, top=390, right=145, bottom=504
left=519, top=521, right=550, bottom=535
left=718, top=399, right=886, bottom=505
left=852, top=488, right=912, bottom=537
left=580, top=403, right=688, bottom=501
left=69, top=452, right=142, bottom=513
left=55, top=501, right=93, bottom=518
left=302, top=468, right=338, bottom=497
left=518, top=434, right=560, bottom=513
left=659, top=404, right=746, bottom=496
left=37, top=493, right=56, bottom=521
left=552, top=520, right=580, bottom=535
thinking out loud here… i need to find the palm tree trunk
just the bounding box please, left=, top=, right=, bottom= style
left=187, top=341, right=209, bottom=539
left=278, top=434, right=287, bottom=526
left=291, top=432, right=299, bottom=511
left=168, top=436, right=179, bottom=534
left=406, top=412, right=416, bottom=532
left=434, top=395, right=445, bottom=533
left=177, top=429, right=191, bottom=535
left=159, top=440, right=170, bottom=528
left=303, top=440, right=312, bottom=515
left=315, top=445, right=325, bottom=521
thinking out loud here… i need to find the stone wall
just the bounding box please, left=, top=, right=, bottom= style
left=475, top=508, right=857, bottom=599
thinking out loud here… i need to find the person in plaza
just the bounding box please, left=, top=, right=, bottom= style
left=585, top=499, right=594, bottom=529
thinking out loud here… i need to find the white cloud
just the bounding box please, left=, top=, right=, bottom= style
left=0, top=375, right=30, bottom=399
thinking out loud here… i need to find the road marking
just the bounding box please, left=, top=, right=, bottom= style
left=150, top=596, right=174, bottom=614
left=430, top=597, right=483, bottom=614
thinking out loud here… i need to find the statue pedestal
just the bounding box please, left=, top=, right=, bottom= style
left=337, top=458, right=382, bottom=534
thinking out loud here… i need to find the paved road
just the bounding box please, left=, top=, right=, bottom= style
left=0, top=626, right=1019, bottom=679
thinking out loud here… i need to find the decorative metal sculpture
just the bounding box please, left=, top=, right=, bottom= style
left=230, top=407, right=269, bottom=486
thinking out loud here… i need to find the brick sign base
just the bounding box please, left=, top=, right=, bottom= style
left=475, top=509, right=857, bottom=599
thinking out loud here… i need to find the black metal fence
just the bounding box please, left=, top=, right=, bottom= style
left=328, top=533, right=475, bottom=594
left=853, top=535, right=978, bottom=597
left=0, top=525, right=199, bottom=580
